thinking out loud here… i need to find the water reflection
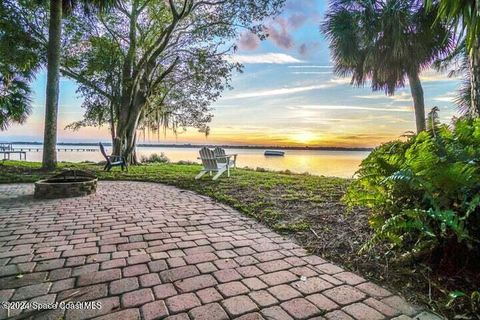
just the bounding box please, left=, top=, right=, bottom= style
left=11, top=145, right=369, bottom=178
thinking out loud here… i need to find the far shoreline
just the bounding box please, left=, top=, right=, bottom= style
left=4, top=141, right=373, bottom=152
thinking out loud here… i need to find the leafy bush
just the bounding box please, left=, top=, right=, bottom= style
left=141, top=153, right=169, bottom=164
left=344, top=118, right=480, bottom=264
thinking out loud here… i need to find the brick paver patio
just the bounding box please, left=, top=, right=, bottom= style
left=0, top=181, right=440, bottom=320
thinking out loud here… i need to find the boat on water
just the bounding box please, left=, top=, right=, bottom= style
left=264, top=150, right=285, bottom=156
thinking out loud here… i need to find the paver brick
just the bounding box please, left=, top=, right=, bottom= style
left=139, top=273, right=161, bottom=287
left=323, top=285, right=367, bottom=305
left=364, top=297, right=400, bottom=317
left=66, top=296, right=120, bottom=320
left=324, top=310, right=355, bottom=320
left=123, top=264, right=149, bottom=277
left=62, top=247, right=98, bottom=257
left=141, top=300, right=169, bottom=320
left=153, top=283, right=178, bottom=299
left=166, top=292, right=201, bottom=313
left=189, top=303, right=229, bottom=320
left=356, top=282, right=392, bottom=298
left=306, top=293, right=339, bottom=311
left=11, top=282, right=51, bottom=300
left=93, top=308, right=141, bottom=320
left=77, top=268, right=121, bottom=286
left=56, top=283, right=108, bottom=302
left=249, top=290, right=278, bottom=307
left=217, top=281, right=250, bottom=297
left=292, top=277, right=334, bottom=294
left=260, top=270, right=297, bottom=286
left=160, top=265, right=199, bottom=282
left=110, top=277, right=139, bottom=295
left=197, top=287, right=223, bottom=304
left=261, top=306, right=294, bottom=320
left=334, top=272, right=366, bottom=285
left=281, top=297, right=321, bottom=319
left=121, top=288, right=154, bottom=307
left=213, top=269, right=242, bottom=283
left=174, top=274, right=218, bottom=292
left=342, top=302, right=386, bottom=320
left=268, top=284, right=302, bottom=301
left=222, top=295, right=258, bottom=317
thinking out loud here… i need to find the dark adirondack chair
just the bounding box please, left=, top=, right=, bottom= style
left=99, top=143, right=128, bottom=171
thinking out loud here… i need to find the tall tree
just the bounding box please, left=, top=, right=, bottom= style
left=322, top=0, right=452, bottom=133
left=426, top=0, right=480, bottom=116
left=59, top=0, right=284, bottom=164
left=41, top=0, right=118, bottom=170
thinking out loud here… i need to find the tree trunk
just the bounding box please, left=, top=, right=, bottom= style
left=407, top=72, right=426, bottom=133
left=109, top=100, right=116, bottom=145
left=42, top=0, right=62, bottom=170
left=470, top=38, right=480, bottom=117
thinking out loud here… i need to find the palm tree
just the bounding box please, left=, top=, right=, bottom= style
left=426, top=0, right=480, bottom=116
left=322, top=0, right=452, bottom=133
left=42, top=0, right=118, bottom=170
left=0, top=2, right=40, bottom=130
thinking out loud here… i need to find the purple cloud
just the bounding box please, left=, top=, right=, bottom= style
left=298, top=42, right=319, bottom=56
left=237, top=31, right=261, bottom=51
left=266, top=17, right=294, bottom=49
left=288, top=13, right=309, bottom=29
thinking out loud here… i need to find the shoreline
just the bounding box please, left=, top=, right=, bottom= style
left=3, top=141, right=373, bottom=152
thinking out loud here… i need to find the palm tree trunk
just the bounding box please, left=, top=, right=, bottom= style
left=42, top=0, right=62, bottom=170
left=407, top=72, right=426, bottom=133
left=470, top=39, right=480, bottom=117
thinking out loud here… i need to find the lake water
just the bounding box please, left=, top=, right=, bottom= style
left=8, top=144, right=370, bottom=178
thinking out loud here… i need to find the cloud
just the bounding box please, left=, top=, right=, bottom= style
left=288, top=65, right=333, bottom=69
left=266, top=18, right=294, bottom=49
left=355, top=92, right=412, bottom=102
left=289, top=105, right=412, bottom=113
left=237, top=32, right=260, bottom=51
left=226, top=53, right=303, bottom=64
left=291, top=71, right=332, bottom=74
left=226, top=84, right=330, bottom=99
left=433, top=91, right=456, bottom=102
left=288, top=12, right=309, bottom=29
left=298, top=42, right=320, bottom=56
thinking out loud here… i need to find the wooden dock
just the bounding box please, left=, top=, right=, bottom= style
left=1, top=143, right=98, bottom=161
left=14, top=148, right=97, bottom=152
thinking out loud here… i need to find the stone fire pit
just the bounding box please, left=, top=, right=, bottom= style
left=34, top=169, right=97, bottom=199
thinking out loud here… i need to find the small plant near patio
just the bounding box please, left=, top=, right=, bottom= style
left=140, top=153, right=170, bottom=164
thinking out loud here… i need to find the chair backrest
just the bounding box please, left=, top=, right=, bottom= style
left=99, top=143, right=111, bottom=164
left=213, top=147, right=227, bottom=164
left=199, top=147, right=218, bottom=170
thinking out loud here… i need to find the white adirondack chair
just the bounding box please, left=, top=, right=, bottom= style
left=213, top=147, right=237, bottom=169
left=196, top=147, right=231, bottom=180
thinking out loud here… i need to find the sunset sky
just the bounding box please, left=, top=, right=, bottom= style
left=2, top=0, right=462, bottom=148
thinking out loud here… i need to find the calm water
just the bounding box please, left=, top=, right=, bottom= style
left=9, top=144, right=370, bottom=178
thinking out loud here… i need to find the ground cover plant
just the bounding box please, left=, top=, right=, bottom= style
left=345, top=117, right=480, bottom=317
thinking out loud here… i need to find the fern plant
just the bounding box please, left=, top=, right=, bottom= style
left=345, top=117, right=480, bottom=262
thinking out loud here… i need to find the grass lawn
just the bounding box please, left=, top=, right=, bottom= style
left=0, top=160, right=473, bottom=318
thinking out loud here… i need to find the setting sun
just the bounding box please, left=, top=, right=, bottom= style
left=292, top=132, right=317, bottom=144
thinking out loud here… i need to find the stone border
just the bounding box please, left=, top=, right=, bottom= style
left=34, top=178, right=97, bottom=199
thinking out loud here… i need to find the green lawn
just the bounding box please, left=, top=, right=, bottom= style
left=0, top=160, right=349, bottom=233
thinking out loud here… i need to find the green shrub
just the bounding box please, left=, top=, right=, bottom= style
left=140, top=153, right=169, bottom=164
left=344, top=118, right=480, bottom=262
